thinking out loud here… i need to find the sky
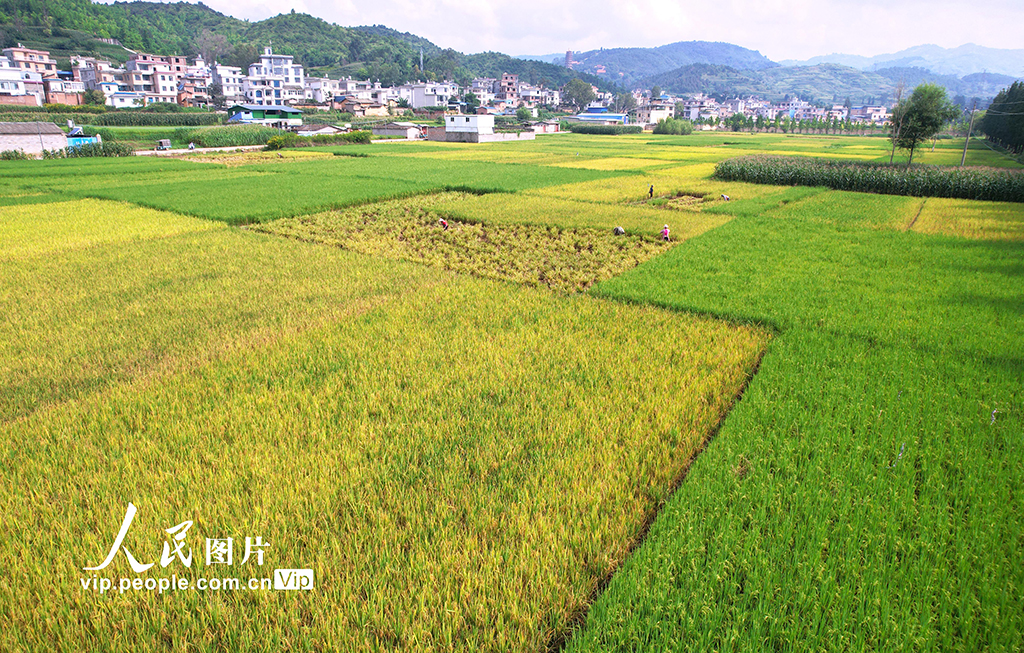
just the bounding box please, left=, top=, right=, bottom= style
left=105, top=0, right=1024, bottom=62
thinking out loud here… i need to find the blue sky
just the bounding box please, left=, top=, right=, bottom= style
left=100, top=0, right=1024, bottom=62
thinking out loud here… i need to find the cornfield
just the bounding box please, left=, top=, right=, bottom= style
left=715, top=154, right=1024, bottom=202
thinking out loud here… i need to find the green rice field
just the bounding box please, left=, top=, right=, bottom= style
left=0, top=132, right=1021, bottom=652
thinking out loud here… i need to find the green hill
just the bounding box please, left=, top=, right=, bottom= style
left=0, top=0, right=612, bottom=90
left=643, top=62, right=1019, bottom=105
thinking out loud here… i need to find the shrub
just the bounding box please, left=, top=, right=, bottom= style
left=264, top=134, right=296, bottom=151
left=653, top=117, right=694, bottom=135
left=64, top=142, right=135, bottom=157
left=564, top=123, right=643, bottom=135
left=284, top=130, right=373, bottom=148
left=44, top=103, right=107, bottom=114
left=0, top=149, right=29, bottom=160
left=714, top=154, right=1024, bottom=203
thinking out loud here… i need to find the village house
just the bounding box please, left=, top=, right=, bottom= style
left=295, top=124, right=349, bottom=137
left=227, top=104, right=303, bottom=127
left=43, top=78, right=85, bottom=105
left=331, top=96, right=389, bottom=117
left=0, top=121, right=67, bottom=155
left=0, top=58, right=41, bottom=106
left=244, top=47, right=304, bottom=106
left=635, top=100, right=674, bottom=126
left=211, top=63, right=245, bottom=105
left=372, top=122, right=423, bottom=139
left=3, top=45, right=57, bottom=77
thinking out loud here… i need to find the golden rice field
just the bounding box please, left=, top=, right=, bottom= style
left=2, top=130, right=1021, bottom=652
left=253, top=192, right=674, bottom=292
left=0, top=198, right=220, bottom=259
left=0, top=245, right=769, bottom=651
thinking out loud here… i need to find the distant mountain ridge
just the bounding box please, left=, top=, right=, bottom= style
left=779, top=44, right=1024, bottom=78
left=639, top=62, right=1020, bottom=106
left=559, top=41, right=776, bottom=86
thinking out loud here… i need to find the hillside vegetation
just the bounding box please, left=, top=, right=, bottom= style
left=641, top=62, right=1019, bottom=105
left=0, top=0, right=609, bottom=88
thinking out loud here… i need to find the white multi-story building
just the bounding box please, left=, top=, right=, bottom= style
left=0, top=58, right=31, bottom=102
left=211, top=63, right=245, bottom=104
left=244, top=47, right=304, bottom=106
left=305, top=76, right=341, bottom=104
left=396, top=82, right=460, bottom=108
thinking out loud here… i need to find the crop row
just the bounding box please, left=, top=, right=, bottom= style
left=714, top=154, right=1024, bottom=202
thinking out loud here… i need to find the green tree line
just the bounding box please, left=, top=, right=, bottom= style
left=980, top=81, right=1024, bottom=154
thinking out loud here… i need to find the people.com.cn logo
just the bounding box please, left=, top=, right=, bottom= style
left=80, top=503, right=313, bottom=593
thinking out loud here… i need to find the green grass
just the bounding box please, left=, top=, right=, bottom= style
left=0, top=155, right=623, bottom=225
left=570, top=190, right=1024, bottom=652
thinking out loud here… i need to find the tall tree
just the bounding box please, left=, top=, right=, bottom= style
left=561, top=78, right=595, bottom=113
left=613, top=92, right=636, bottom=113
left=888, top=79, right=906, bottom=164
left=980, top=81, right=1024, bottom=154
left=891, top=83, right=959, bottom=166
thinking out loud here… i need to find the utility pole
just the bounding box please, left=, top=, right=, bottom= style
left=960, top=99, right=977, bottom=167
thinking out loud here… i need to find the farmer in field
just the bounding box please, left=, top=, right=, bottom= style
left=648, top=184, right=654, bottom=199
left=439, top=218, right=449, bottom=230
left=661, top=224, right=670, bottom=241
left=188, top=141, right=195, bottom=151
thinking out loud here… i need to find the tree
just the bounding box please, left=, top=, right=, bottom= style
left=463, top=92, right=480, bottom=112
left=980, top=81, right=1024, bottom=154
left=613, top=92, right=636, bottom=113
left=208, top=82, right=225, bottom=108
left=516, top=106, right=532, bottom=121
left=82, top=89, right=106, bottom=106
left=891, top=83, right=959, bottom=166
left=650, top=85, right=661, bottom=100
left=561, top=78, right=595, bottom=113
left=888, top=79, right=906, bottom=164
left=195, top=29, right=230, bottom=64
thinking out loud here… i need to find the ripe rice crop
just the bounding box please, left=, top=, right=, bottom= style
left=255, top=193, right=673, bottom=292
left=911, top=197, right=1024, bottom=240
left=189, top=150, right=335, bottom=166
left=547, top=157, right=675, bottom=171
left=0, top=209, right=439, bottom=423
left=429, top=191, right=730, bottom=234
left=0, top=275, right=768, bottom=652
left=0, top=198, right=220, bottom=260
left=715, top=154, right=1024, bottom=202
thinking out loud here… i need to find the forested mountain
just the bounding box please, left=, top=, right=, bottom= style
left=566, top=41, right=777, bottom=86
left=0, top=0, right=610, bottom=89
left=642, top=62, right=1019, bottom=106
